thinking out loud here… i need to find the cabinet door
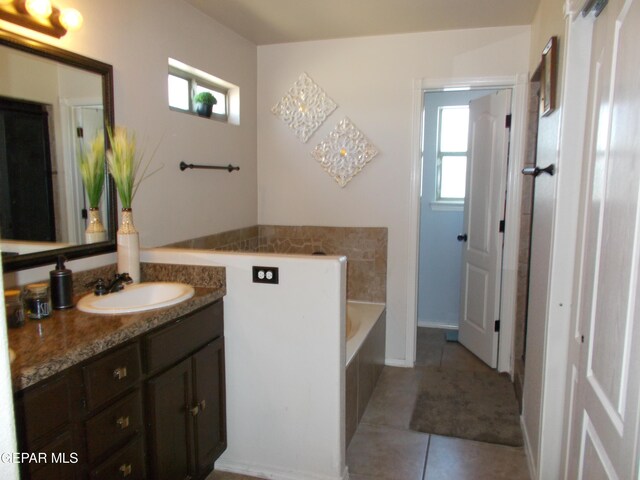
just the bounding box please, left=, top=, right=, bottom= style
left=146, top=359, right=194, bottom=480
left=192, top=338, right=226, bottom=473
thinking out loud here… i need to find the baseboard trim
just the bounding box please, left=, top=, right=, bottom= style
left=385, top=358, right=413, bottom=368
left=417, top=319, right=458, bottom=329
left=520, top=415, right=538, bottom=480
left=215, top=460, right=345, bottom=480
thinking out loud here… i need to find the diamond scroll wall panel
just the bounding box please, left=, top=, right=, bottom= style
left=311, top=117, right=379, bottom=187
left=271, top=72, right=337, bottom=143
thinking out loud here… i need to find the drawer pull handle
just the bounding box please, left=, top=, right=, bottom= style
left=113, top=366, right=128, bottom=380
left=119, top=463, right=132, bottom=477
left=190, top=405, right=200, bottom=417
left=200, top=399, right=206, bottom=411
left=116, top=416, right=130, bottom=429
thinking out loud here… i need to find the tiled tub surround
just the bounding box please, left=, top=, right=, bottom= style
left=346, top=302, right=386, bottom=448
left=8, top=263, right=225, bottom=391
left=167, top=225, right=387, bottom=303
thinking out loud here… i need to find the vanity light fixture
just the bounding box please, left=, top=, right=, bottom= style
left=0, top=0, right=82, bottom=38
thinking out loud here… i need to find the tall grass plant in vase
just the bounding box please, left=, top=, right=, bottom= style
left=78, top=133, right=107, bottom=243
left=107, top=126, right=158, bottom=283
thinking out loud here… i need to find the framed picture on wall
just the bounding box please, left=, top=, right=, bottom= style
left=540, top=36, right=558, bottom=117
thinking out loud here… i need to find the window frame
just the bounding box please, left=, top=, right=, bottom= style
left=168, top=65, right=229, bottom=122
left=434, top=105, right=469, bottom=205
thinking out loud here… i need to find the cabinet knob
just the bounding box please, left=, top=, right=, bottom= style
left=113, top=366, right=128, bottom=380
left=119, top=463, right=132, bottom=477
left=200, top=399, right=206, bottom=411
left=189, top=405, right=200, bottom=417
left=116, top=416, right=130, bottom=429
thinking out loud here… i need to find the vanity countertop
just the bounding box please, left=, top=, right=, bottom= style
left=8, top=263, right=226, bottom=392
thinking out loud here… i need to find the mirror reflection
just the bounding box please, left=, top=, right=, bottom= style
left=0, top=35, right=114, bottom=268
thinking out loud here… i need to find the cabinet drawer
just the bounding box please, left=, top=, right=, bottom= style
left=83, top=343, right=142, bottom=411
left=145, top=301, right=223, bottom=373
left=86, top=389, right=143, bottom=463
left=90, top=435, right=145, bottom=480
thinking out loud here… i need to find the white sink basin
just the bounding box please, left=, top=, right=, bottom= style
left=77, top=282, right=195, bottom=314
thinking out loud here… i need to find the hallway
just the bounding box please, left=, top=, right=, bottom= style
left=345, top=328, right=529, bottom=479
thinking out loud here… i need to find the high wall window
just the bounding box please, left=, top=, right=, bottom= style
left=435, top=106, right=469, bottom=202
left=167, top=58, right=240, bottom=124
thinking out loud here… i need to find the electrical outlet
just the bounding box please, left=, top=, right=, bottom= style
left=252, top=266, right=279, bottom=284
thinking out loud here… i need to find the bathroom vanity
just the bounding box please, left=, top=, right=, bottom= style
left=9, top=269, right=226, bottom=480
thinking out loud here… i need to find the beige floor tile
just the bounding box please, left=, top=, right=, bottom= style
left=440, top=343, right=493, bottom=372
left=417, top=327, right=448, bottom=345
left=361, top=367, right=423, bottom=428
left=347, top=423, right=430, bottom=480
left=423, top=435, right=530, bottom=480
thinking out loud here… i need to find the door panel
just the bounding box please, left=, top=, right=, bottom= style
left=459, top=90, right=511, bottom=367
left=568, top=0, right=640, bottom=477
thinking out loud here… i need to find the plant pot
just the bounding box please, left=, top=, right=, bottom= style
left=117, top=208, right=140, bottom=283
left=85, top=207, right=107, bottom=244
left=195, top=102, right=213, bottom=118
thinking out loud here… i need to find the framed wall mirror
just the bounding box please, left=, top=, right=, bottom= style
left=0, top=29, right=116, bottom=272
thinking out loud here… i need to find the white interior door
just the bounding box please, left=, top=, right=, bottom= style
left=566, top=0, right=640, bottom=477
left=458, top=90, right=511, bottom=368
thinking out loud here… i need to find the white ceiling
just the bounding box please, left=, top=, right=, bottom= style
left=184, top=0, right=540, bottom=45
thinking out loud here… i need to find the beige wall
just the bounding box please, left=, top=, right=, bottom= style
left=529, top=0, right=567, bottom=74
left=257, top=26, right=531, bottom=362
left=0, top=0, right=258, bottom=248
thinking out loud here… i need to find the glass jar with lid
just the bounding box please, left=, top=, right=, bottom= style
left=23, top=283, right=52, bottom=320
left=4, top=289, right=24, bottom=328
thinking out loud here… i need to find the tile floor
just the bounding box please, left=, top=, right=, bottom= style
left=207, top=328, right=530, bottom=480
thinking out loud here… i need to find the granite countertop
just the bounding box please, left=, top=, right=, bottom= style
left=8, top=263, right=226, bottom=392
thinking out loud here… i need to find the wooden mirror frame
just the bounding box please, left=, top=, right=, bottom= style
left=0, top=28, right=116, bottom=272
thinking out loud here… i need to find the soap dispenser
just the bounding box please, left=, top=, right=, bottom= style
left=50, top=255, right=74, bottom=309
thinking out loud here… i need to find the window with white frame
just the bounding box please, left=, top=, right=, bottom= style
left=167, top=58, right=232, bottom=122
left=435, top=105, right=469, bottom=202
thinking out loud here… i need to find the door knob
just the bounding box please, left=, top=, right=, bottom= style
left=522, top=164, right=555, bottom=177
left=457, top=234, right=468, bottom=242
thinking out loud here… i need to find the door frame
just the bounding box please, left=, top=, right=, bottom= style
left=407, top=74, right=529, bottom=373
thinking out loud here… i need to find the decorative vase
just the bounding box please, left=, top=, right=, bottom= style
left=195, top=103, right=213, bottom=118
left=117, top=208, right=140, bottom=283
left=85, top=207, right=107, bottom=244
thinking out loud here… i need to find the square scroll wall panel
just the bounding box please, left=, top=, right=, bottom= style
left=271, top=73, right=337, bottom=143
left=311, top=117, right=379, bottom=187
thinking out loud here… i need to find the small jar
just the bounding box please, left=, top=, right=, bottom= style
left=23, top=283, right=52, bottom=320
left=4, top=289, right=24, bottom=328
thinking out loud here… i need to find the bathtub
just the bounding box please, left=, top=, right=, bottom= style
left=346, top=301, right=386, bottom=366
left=345, top=301, right=386, bottom=448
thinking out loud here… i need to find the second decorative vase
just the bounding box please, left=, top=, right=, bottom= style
left=117, top=208, right=140, bottom=283
left=85, top=207, right=107, bottom=244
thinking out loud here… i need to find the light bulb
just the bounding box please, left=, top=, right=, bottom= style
left=59, top=7, right=82, bottom=31
left=25, top=0, right=52, bottom=17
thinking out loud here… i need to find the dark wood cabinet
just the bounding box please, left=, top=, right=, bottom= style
left=146, top=302, right=226, bottom=480
left=14, top=300, right=225, bottom=480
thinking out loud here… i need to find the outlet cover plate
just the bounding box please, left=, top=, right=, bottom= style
left=252, top=266, right=279, bottom=284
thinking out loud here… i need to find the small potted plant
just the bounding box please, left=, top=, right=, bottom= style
left=193, top=91, right=217, bottom=118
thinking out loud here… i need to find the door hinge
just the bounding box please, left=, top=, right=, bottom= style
left=494, top=320, right=500, bottom=332
left=76, top=126, right=84, bottom=138
left=499, top=220, right=505, bottom=233
left=505, top=114, right=512, bottom=129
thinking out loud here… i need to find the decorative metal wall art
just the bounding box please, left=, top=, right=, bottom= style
left=271, top=72, right=337, bottom=143
left=311, top=117, right=379, bottom=187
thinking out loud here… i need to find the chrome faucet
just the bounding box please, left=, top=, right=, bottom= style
left=93, top=273, right=133, bottom=295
